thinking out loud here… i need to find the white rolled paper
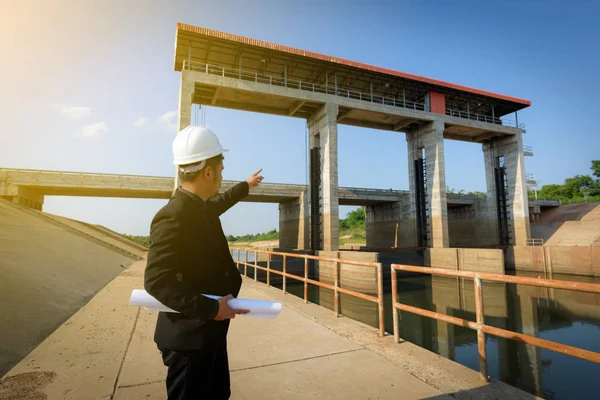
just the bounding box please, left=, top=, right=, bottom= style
left=130, top=289, right=281, bottom=319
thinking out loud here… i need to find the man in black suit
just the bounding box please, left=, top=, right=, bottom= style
left=144, top=125, right=264, bottom=399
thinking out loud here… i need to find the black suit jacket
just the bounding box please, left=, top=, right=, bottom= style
left=144, top=182, right=249, bottom=350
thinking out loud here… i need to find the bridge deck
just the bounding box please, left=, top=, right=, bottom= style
left=1, top=168, right=485, bottom=206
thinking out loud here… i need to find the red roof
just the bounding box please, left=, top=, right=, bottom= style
left=177, top=23, right=531, bottom=107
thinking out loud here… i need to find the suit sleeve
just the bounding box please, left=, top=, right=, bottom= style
left=144, top=211, right=219, bottom=320
left=206, top=181, right=249, bottom=216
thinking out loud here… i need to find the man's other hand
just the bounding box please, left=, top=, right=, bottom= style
left=214, top=294, right=250, bottom=320
left=246, top=169, right=264, bottom=189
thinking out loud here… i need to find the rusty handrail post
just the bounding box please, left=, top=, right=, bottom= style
left=377, top=263, right=384, bottom=337
left=254, top=250, right=258, bottom=282
left=267, top=255, right=271, bottom=287
left=334, top=261, right=340, bottom=317
left=304, top=256, right=309, bottom=304
left=391, top=266, right=399, bottom=343
left=244, top=249, right=248, bottom=278
left=283, top=254, right=287, bottom=294
left=474, top=276, right=489, bottom=382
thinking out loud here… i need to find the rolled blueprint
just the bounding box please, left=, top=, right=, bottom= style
left=130, top=289, right=281, bottom=319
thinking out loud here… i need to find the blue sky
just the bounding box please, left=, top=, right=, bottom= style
left=1, top=0, right=599, bottom=236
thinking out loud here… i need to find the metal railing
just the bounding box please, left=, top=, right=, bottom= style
left=445, top=108, right=498, bottom=125
left=529, top=199, right=561, bottom=207
left=390, top=264, right=600, bottom=382
left=232, top=248, right=385, bottom=336
left=526, top=238, right=544, bottom=246
left=0, top=167, right=169, bottom=181
left=183, top=60, right=524, bottom=130
left=444, top=108, right=525, bottom=129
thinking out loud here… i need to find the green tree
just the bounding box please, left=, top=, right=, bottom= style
left=588, top=181, right=600, bottom=196
left=538, top=184, right=565, bottom=200
left=591, top=160, right=600, bottom=179
left=563, top=175, right=594, bottom=198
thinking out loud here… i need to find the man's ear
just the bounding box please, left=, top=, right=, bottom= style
left=204, top=165, right=213, bottom=181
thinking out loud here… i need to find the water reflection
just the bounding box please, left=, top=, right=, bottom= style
left=234, top=251, right=600, bottom=399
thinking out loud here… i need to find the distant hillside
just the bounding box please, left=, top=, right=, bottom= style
left=120, top=208, right=367, bottom=247
left=122, top=234, right=150, bottom=247
left=227, top=207, right=367, bottom=245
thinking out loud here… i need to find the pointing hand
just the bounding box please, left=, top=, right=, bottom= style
left=246, top=168, right=264, bottom=189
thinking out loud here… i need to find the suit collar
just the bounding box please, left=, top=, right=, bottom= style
left=175, top=187, right=207, bottom=213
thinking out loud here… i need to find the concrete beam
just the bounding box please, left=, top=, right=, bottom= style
left=337, top=109, right=353, bottom=122
left=289, top=101, right=306, bottom=116
left=341, top=118, right=394, bottom=131
left=444, top=133, right=474, bottom=142
left=393, top=118, right=417, bottom=132
left=185, top=70, right=521, bottom=140
left=474, top=131, right=503, bottom=142
left=211, top=87, right=221, bottom=105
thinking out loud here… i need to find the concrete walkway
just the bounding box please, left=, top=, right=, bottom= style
left=0, top=260, right=538, bottom=400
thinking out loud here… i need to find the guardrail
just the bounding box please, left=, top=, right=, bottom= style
left=529, top=199, right=561, bottom=207
left=0, top=167, right=171, bottom=181
left=390, top=264, right=600, bottom=382
left=232, top=247, right=385, bottom=336
left=526, top=238, right=544, bottom=246
left=183, top=60, right=524, bottom=130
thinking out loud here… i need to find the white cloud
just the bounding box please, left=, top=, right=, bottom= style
left=134, top=117, right=147, bottom=127
left=54, top=104, right=92, bottom=120
left=155, top=110, right=177, bottom=131
left=81, top=122, right=109, bottom=138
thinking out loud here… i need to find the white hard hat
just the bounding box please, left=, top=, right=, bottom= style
left=172, top=125, right=228, bottom=172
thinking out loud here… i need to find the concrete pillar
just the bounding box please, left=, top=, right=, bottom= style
left=483, top=133, right=531, bottom=246
left=174, top=72, right=195, bottom=190
left=178, top=72, right=194, bottom=133
left=278, top=192, right=309, bottom=250
left=307, top=103, right=339, bottom=251
left=406, top=119, right=449, bottom=248
left=0, top=184, right=44, bottom=211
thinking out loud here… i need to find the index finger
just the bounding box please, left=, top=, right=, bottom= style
left=253, top=168, right=263, bottom=176
left=233, top=309, right=251, bottom=314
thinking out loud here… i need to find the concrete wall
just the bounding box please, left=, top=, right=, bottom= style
left=424, top=248, right=505, bottom=274
left=506, top=246, right=600, bottom=277
left=447, top=205, right=478, bottom=247
left=314, top=251, right=379, bottom=294
left=447, top=198, right=501, bottom=247
left=278, top=192, right=309, bottom=250
left=365, top=199, right=416, bottom=248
